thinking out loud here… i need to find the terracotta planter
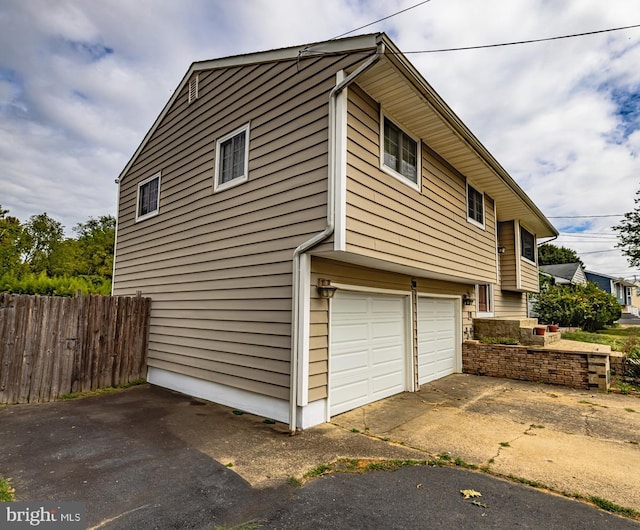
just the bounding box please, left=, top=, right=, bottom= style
left=547, top=325, right=559, bottom=332
left=534, top=327, right=546, bottom=336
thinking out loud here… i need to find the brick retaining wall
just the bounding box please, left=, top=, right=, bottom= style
left=463, top=341, right=610, bottom=390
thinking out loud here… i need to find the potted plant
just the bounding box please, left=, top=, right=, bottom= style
left=534, top=326, right=546, bottom=336
left=547, top=324, right=559, bottom=332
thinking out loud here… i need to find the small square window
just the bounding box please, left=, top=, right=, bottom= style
left=136, top=172, right=161, bottom=222
left=520, top=226, right=536, bottom=262
left=214, top=124, right=249, bottom=192
left=382, top=116, right=419, bottom=186
left=467, top=183, right=484, bottom=227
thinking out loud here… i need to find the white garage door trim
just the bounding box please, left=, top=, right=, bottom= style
left=329, top=288, right=412, bottom=417
left=417, top=295, right=461, bottom=386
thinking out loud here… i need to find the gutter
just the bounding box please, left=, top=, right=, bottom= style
left=288, top=42, right=384, bottom=434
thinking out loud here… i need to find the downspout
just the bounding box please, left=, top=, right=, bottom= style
left=288, top=43, right=384, bottom=434
left=111, top=177, right=121, bottom=295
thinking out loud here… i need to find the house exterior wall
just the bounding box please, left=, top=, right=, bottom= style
left=113, top=53, right=367, bottom=402
left=497, top=220, right=538, bottom=293
left=309, top=256, right=474, bottom=403
left=493, top=289, right=528, bottom=318
left=343, top=85, right=497, bottom=284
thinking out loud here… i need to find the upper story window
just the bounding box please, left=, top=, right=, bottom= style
left=520, top=226, right=536, bottom=263
left=467, top=183, right=484, bottom=227
left=136, top=172, right=161, bottom=222
left=381, top=116, right=419, bottom=188
left=214, top=123, right=250, bottom=192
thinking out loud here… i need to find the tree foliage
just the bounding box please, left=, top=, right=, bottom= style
left=0, top=205, right=115, bottom=296
left=534, top=283, right=621, bottom=331
left=614, top=190, right=640, bottom=268
left=538, top=243, right=583, bottom=267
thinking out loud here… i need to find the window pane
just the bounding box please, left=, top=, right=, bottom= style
left=219, top=130, right=246, bottom=185
left=468, top=185, right=483, bottom=224
left=478, top=285, right=488, bottom=312
left=138, top=176, right=159, bottom=217
left=520, top=227, right=535, bottom=261
left=401, top=135, right=417, bottom=182
left=384, top=119, right=399, bottom=171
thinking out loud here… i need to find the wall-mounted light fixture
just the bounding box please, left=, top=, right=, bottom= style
left=316, top=279, right=337, bottom=299
left=462, top=293, right=475, bottom=306
left=497, top=246, right=506, bottom=254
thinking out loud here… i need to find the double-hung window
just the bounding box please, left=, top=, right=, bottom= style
left=382, top=117, right=419, bottom=187
left=520, top=226, right=536, bottom=263
left=467, top=183, right=484, bottom=227
left=215, top=123, right=249, bottom=192
left=136, top=172, right=161, bottom=222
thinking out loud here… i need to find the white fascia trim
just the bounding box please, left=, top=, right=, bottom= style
left=334, top=70, right=348, bottom=252
left=514, top=220, right=522, bottom=290
left=148, top=367, right=291, bottom=423
left=297, top=253, right=311, bottom=406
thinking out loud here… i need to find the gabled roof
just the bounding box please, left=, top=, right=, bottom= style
left=585, top=270, right=635, bottom=287
left=539, top=263, right=584, bottom=282
left=117, top=32, right=557, bottom=238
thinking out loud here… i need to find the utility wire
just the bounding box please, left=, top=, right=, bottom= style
left=547, top=214, right=624, bottom=218
left=403, top=24, right=640, bottom=53
left=331, top=0, right=433, bottom=40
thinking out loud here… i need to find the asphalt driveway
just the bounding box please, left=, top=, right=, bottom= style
left=1, top=379, right=639, bottom=528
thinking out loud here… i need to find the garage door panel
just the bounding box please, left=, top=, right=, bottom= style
left=330, top=291, right=408, bottom=416
left=417, top=297, right=459, bottom=386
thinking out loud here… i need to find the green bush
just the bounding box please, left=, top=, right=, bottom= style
left=534, top=283, right=621, bottom=332
left=0, top=272, right=111, bottom=296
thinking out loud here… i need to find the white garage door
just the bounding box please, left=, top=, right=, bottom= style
left=417, top=297, right=458, bottom=385
left=330, top=292, right=408, bottom=416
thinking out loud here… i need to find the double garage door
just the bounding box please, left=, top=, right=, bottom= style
left=330, top=292, right=458, bottom=416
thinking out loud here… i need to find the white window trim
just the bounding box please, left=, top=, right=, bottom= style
left=214, top=123, right=250, bottom=193
left=379, top=110, right=421, bottom=192
left=475, top=284, right=494, bottom=317
left=135, top=171, right=161, bottom=222
left=466, top=181, right=485, bottom=229
left=520, top=225, right=537, bottom=265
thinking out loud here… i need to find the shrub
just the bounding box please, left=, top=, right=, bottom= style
left=534, top=283, right=621, bottom=332
left=0, top=272, right=111, bottom=296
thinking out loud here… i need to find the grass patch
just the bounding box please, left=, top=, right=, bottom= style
left=499, top=442, right=511, bottom=447
left=624, top=408, right=636, bottom=413
left=562, top=326, right=640, bottom=351
left=588, top=496, right=639, bottom=518
left=350, top=428, right=360, bottom=433
left=0, top=476, right=15, bottom=502
left=287, top=476, right=302, bottom=488
left=60, top=379, right=146, bottom=400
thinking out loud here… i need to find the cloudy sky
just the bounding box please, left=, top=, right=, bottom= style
left=1, top=0, right=639, bottom=278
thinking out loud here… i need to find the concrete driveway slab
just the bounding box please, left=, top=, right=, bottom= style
left=333, top=373, right=640, bottom=512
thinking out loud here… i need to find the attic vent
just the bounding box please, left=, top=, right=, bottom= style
left=188, top=75, right=199, bottom=104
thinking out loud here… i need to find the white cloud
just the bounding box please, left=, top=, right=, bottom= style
left=0, top=0, right=639, bottom=278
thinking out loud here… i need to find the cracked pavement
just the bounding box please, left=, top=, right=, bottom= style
left=333, top=373, right=640, bottom=512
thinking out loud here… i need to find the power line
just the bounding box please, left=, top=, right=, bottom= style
left=331, top=0, right=433, bottom=40
left=579, top=249, right=621, bottom=255
left=548, top=214, right=624, bottom=218
left=404, top=24, right=640, bottom=54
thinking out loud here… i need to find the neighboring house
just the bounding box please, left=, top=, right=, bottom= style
left=585, top=271, right=636, bottom=314
left=112, top=33, right=557, bottom=430
left=631, top=280, right=640, bottom=313
left=539, top=263, right=587, bottom=286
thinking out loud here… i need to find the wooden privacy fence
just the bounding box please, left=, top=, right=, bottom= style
left=0, top=293, right=151, bottom=404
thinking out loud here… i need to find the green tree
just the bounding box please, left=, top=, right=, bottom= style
left=72, top=215, right=116, bottom=278
left=614, top=190, right=640, bottom=267
left=538, top=243, right=583, bottom=266
left=534, top=283, right=621, bottom=331
left=0, top=205, right=26, bottom=276
left=21, top=212, right=64, bottom=275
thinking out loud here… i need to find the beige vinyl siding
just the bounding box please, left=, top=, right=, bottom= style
left=114, top=53, right=369, bottom=400
left=498, top=221, right=518, bottom=291
left=519, top=257, right=539, bottom=292
left=344, top=85, right=497, bottom=283
left=309, top=257, right=472, bottom=402
left=493, top=289, right=528, bottom=318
